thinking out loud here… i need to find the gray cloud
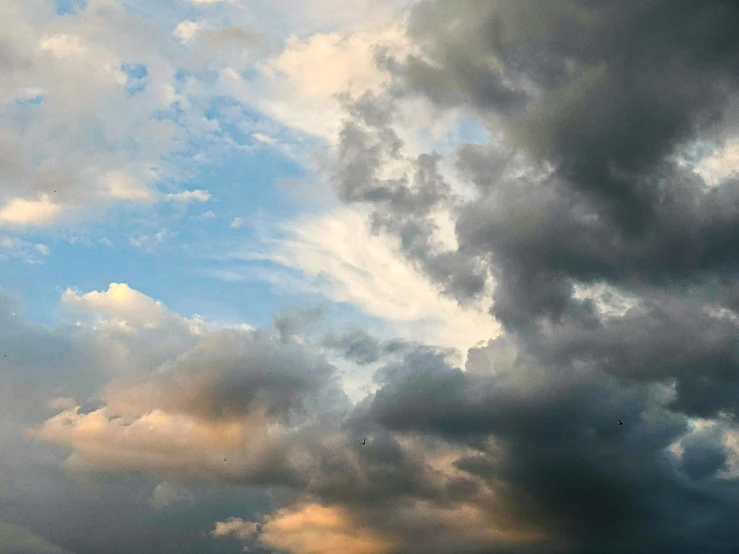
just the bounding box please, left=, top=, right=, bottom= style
left=680, top=429, right=728, bottom=481
left=390, top=0, right=739, bottom=224
left=0, top=289, right=299, bottom=554
left=342, top=338, right=739, bottom=554
left=321, top=327, right=428, bottom=365
left=316, top=1, right=739, bottom=552
left=335, top=91, right=492, bottom=304
left=8, top=1, right=739, bottom=552
left=104, top=328, right=350, bottom=423
left=201, top=26, right=264, bottom=47
left=7, top=287, right=739, bottom=554
left=331, top=0, right=739, bottom=417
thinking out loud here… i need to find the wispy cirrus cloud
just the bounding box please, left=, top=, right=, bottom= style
left=217, top=207, right=500, bottom=359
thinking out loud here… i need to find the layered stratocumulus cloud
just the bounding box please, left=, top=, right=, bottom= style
left=6, top=1, right=739, bottom=554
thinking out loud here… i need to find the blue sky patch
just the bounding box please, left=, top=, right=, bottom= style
left=56, top=0, right=86, bottom=16
left=121, top=63, right=150, bottom=96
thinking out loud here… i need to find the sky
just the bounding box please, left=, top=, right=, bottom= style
left=2, top=0, right=739, bottom=553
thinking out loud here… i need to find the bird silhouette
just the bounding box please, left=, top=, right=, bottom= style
left=618, top=420, right=623, bottom=425
left=361, top=439, right=365, bottom=445
left=223, top=457, right=226, bottom=461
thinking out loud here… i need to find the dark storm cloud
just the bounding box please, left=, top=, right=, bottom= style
left=333, top=0, right=739, bottom=413
left=454, top=152, right=739, bottom=286
left=344, top=337, right=739, bottom=554
left=389, top=0, right=739, bottom=227
left=319, top=1, right=739, bottom=552
left=369, top=0, right=739, bottom=286
left=524, top=295, right=739, bottom=419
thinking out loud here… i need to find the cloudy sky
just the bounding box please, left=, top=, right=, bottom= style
left=2, top=0, right=739, bottom=552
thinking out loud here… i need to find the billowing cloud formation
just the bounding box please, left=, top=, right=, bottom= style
left=319, top=0, right=739, bottom=552
left=0, top=285, right=273, bottom=554
left=31, top=308, right=353, bottom=489
left=335, top=0, right=739, bottom=423
left=10, top=2, right=739, bottom=554
left=11, top=281, right=739, bottom=554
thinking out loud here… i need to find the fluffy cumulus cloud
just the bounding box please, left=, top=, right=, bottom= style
left=7, top=1, right=739, bottom=554
left=248, top=24, right=412, bottom=142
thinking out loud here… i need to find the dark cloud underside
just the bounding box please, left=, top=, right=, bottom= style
left=326, top=1, right=739, bottom=552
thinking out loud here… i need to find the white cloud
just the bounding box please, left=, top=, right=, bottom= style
left=44, top=283, right=220, bottom=384
left=0, top=195, right=63, bottom=227
left=694, top=139, right=739, bottom=187
left=194, top=209, right=216, bottom=220
left=230, top=217, right=244, bottom=229
left=58, top=283, right=254, bottom=343
left=103, top=171, right=153, bottom=201
left=173, top=20, right=204, bottom=43
left=163, top=190, right=212, bottom=203
left=253, top=133, right=275, bottom=144
left=0, top=0, right=192, bottom=227
left=228, top=208, right=500, bottom=359
left=129, top=229, right=173, bottom=252
left=225, top=23, right=413, bottom=143
left=0, top=0, right=423, bottom=237
left=61, top=283, right=173, bottom=327
left=211, top=517, right=259, bottom=541
left=268, top=32, right=394, bottom=99
left=0, top=0, right=425, bottom=236
left=39, top=33, right=92, bottom=60
left=0, top=235, right=51, bottom=264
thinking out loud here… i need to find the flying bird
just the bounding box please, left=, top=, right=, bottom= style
left=362, top=439, right=366, bottom=445
left=618, top=420, right=623, bottom=425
